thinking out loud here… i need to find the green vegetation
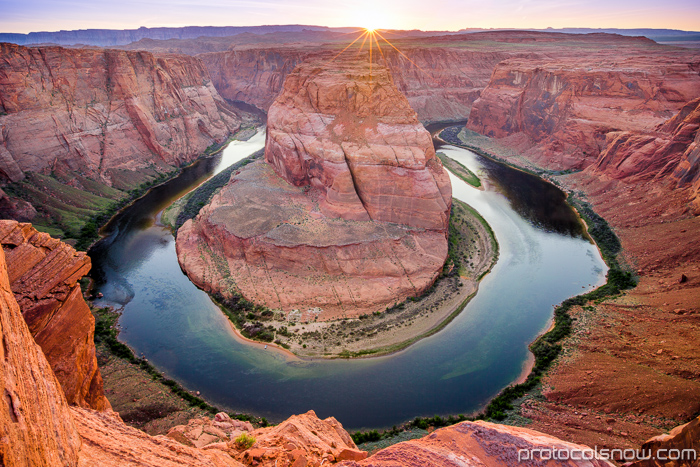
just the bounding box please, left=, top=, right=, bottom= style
left=445, top=199, right=498, bottom=278
left=437, top=152, right=481, bottom=188
left=212, top=292, right=278, bottom=343
left=172, top=149, right=264, bottom=231
left=233, top=433, right=256, bottom=450
left=5, top=168, right=177, bottom=250
left=92, top=306, right=268, bottom=426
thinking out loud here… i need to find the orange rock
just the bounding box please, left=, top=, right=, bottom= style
left=265, top=59, right=451, bottom=230
left=0, top=220, right=110, bottom=411
left=467, top=51, right=700, bottom=172
left=236, top=410, right=361, bottom=467
left=627, top=415, right=700, bottom=467
left=72, top=407, right=244, bottom=467
left=590, top=97, right=700, bottom=213
left=0, top=243, right=82, bottom=467
left=338, top=420, right=615, bottom=466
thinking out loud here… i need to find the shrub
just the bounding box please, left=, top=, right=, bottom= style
left=234, top=433, right=256, bottom=450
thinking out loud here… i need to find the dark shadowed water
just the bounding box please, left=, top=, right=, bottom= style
left=89, top=126, right=606, bottom=430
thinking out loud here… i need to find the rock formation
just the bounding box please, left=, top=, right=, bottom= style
left=177, top=60, right=451, bottom=317
left=199, top=46, right=513, bottom=122
left=337, top=420, right=614, bottom=466
left=591, top=96, right=700, bottom=213
left=0, top=242, right=83, bottom=467
left=0, top=42, right=240, bottom=188
left=234, top=410, right=367, bottom=466
left=628, top=415, right=700, bottom=467
left=264, top=60, right=451, bottom=229
left=166, top=413, right=254, bottom=448
left=467, top=50, right=700, bottom=171
left=0, top=220, right=109, bottom=411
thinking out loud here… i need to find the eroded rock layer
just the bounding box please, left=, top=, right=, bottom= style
left=337, top=420, right=614, bottom=467
left=178, top=60, right=450, bottom=317
left=0, top=220, right=110, bottom=411
left=177, top=161, right=448, bottom=317
left=591, top=96, right=700, bottom=213
left=467, top=51, right=700, bottom=171
left=0, top=42, right=240, bottom=185
left=0, top=244, right=81, bottom=467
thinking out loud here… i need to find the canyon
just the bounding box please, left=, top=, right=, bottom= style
left=0, top=28, right=699, bottom=464
left=177, top=60, right=452, bottom=318
left=0, top=42, right=244, bottom=236
left=0, top=231, right=630, bottom=466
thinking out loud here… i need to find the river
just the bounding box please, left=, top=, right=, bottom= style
left=89, top=126, right=606, bottom=430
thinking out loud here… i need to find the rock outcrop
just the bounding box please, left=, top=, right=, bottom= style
left=177, top=60, right=451, bottom=317
left=264, top=60, right=451, bottom=229
left=467, top=51, right=700, bottom=171
left=71, top=407, right=243, bottom=467
left=237, top=410, right=367, bottom=466
left=337, top=420, right=614, bottom=466
left=629, top=415, right=700, bottom=467
left=0, top=42, right=240, bottom=187
left=166, top=413, right=254, bottom=448
left=0, top=220, right=109, bottom=411
left=591, top=96, right=700, bottom=213
left=0, top=242, right=82, bottom=467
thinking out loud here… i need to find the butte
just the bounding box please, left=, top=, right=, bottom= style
left=176, top=59, right=452, bottom=319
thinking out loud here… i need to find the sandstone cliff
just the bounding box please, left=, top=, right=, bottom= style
left=199, top=46, right=514, bottom=122
left=590, top=97, right=700, bottom=213
left=467, top=51, right=700, bottom=171
left=0, top=219, right=110, bottom=411
left=0, top=241, right=82, bottom=467
left=264, top=60, right=451, bottom=229
left=0, top=42, right=240, bottom=187
left=177, top=60, right=451, bottom=317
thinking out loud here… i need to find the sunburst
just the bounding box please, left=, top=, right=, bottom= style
left=330, top=27, right=430, bottom=85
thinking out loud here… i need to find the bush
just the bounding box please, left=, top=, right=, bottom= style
left=234, top=433, right=256, bottom=450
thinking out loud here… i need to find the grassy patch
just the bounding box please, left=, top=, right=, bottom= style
left=4, top=168, right=178, bottom=250
left=437, top=152, right=481, bottom=188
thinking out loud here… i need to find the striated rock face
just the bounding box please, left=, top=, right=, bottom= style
left=338, top=420, right=615, bottom=467
left=0, top=245, right=82, bottom=467
left=200, top=48, right=310, bottom=112
left=200, top=46, right=513, bottom=122
left=467, top=52, right=700, bottom=171
left=0, top=42, right=240, bottom=186
left=0, top=220, right=110, bottom=411
left=265, top=60, right=451, bottom=229
left=177, top=60, right=451, bottom=317
left=590, top=96, right=700, bottom=213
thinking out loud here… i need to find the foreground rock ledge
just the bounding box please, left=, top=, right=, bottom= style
left=177, top=60, right=451, bottom=318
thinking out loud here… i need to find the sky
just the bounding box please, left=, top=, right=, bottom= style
left=1, top=0, right=699, bottom=34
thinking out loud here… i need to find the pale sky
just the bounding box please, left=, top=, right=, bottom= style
left=1, top=0, right=699, bottom=34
